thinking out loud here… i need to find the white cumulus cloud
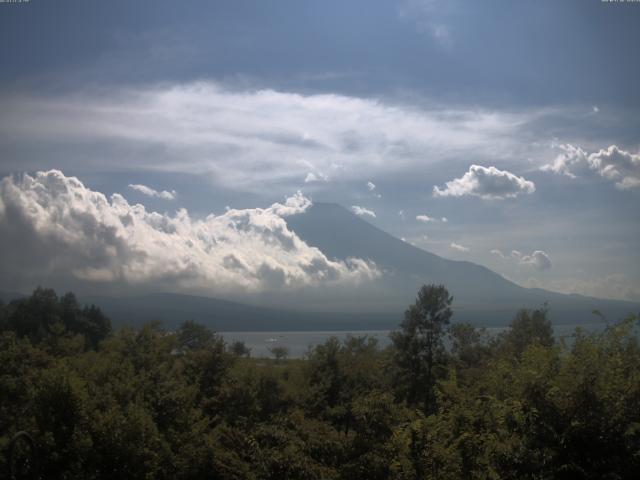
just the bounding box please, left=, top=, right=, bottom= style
left=519, top=250, right=552, bottom=271
left=450, top=242, right=470, bottom=252
left=416, top=214, right=448, bottom=223
left=0, top=170, right=379, bottom=294
left=416, top=214, right=435, bottom=223
left=490, top=248, right=506, bottom=259
left=493, top=248, right=552, bottom=271
left=351, top=205, right=376, bottom=218
left=433, top=165, right=535, bottom=199
left=304, top=172, right=328, bottom=183
left=129, top=183, right=177, bottom=200
left=542, top=144, right=640, bottom=190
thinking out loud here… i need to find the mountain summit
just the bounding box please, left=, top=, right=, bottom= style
left=15, top=202, right=634, bottom=331
left=285, top=203, right=637, bottom=326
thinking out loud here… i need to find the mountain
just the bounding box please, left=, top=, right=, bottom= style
left=63, top=203, right=640, bottom=330
left=287, top=203, right=523, bottom=302
left=3, top=203, right=636, bottom=331
left=0, top=290, right=25, bottom=303
left=79, top=292, right=397, bottom=331
left=285, top=203, right=639, bottom=326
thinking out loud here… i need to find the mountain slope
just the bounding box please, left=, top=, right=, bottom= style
left=286, top=203, right=522, bottom=300
left=285, top=203, right=638, bottom=325
left=5, top=203, right=636, bottom=331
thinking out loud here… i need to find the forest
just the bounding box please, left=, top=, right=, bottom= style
left=1, top=285, right=639, bottom=479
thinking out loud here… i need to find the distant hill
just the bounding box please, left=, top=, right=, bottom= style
left=79, top=293, right=399, bottom=332
left=0, top=290, right=25, bottom=303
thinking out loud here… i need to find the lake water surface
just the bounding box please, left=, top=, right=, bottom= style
left=220, top=323, right=607, bottom=358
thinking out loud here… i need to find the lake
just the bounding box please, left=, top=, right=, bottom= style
left=220, top=323, right=608, bottom=358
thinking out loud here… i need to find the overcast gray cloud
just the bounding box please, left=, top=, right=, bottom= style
left=129, top=183, right=177, bottom=200
left=0, top=82, right=535, bottom=191
left=542, top=144, right=640, bottom=190
left=0, top=170, right=379, bottom=294
left=433, top=165, right=536, bottom=200
left=398, top=0, right=456, bottom=49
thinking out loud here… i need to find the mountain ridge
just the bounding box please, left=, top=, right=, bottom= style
left=1, top=202, right=636, bottom=331
left=284, top=202, right=638, bottom=321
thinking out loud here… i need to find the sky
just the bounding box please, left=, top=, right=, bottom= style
left=0, top=0, right=639, bottom=301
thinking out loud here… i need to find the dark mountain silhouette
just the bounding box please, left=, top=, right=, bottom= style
left=79, top=292, right=397, bottom=331
left=0, top=290, right=25, bottom=303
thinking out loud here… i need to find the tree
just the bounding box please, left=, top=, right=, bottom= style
left=390, top=284, right=453, bottom=413
left=5, top=287, right=60, bottom=342
left=230, top=340, right=251, bottom=358
left=177, top=320, right=215, bottom=351
left=497, top=305, right=554, bottom=358
left=80, top=304, right=111, bottom=348
left=306, top=335, right=385, bottom=433
left=1, top=288, right=111, bottom=350
left=449, top=322, right=488, bottom=369
left=270, top=346, right=289, bottom=363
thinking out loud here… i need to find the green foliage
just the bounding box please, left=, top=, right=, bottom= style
left=0, top=287, right=111, bottom=350
left=230, top=340, right=251, bottom=357
left=269, top=345, right=290, bottom=362
left=495, top=305, right=554, bottom=358
left=177, top=319, right=215, bottom=351
left=449, top=322, right=489, bottom=369
left=0, top=286, right=639, bottom=478
left=390, top=284, right=453, bottom=413
left=305, top=335, right=386, bottom=434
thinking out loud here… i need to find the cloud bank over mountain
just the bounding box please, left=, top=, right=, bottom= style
left=0, top=171, right=378, bottom=294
